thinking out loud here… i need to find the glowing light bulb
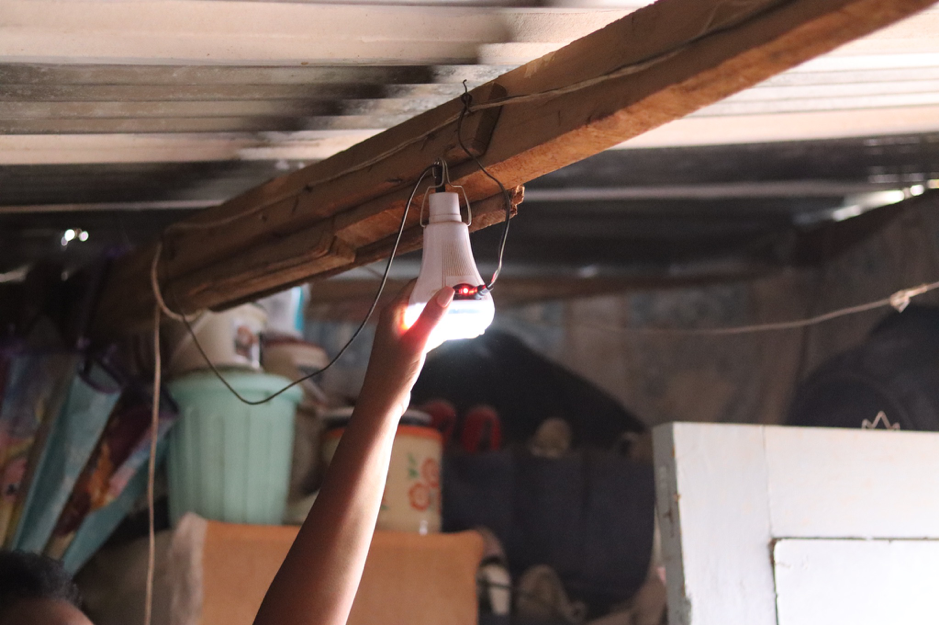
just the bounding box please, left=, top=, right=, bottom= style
left=405, top=191, right=494, bottom=350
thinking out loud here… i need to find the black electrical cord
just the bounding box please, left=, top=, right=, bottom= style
left=163, top=87, right=515, bottom=406
left=457, top=80, right=512, bottom=292
left=163, top=164, right=437, bottom=406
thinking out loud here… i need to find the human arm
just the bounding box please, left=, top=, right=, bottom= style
left=253, top=284, right=454, bottom=625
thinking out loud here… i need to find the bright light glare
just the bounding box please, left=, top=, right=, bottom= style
left=831, top=204, right=864, bottom=222
left=831, top=189, right=907, bottom=222
left=63, top=229, right=76, bottom=242
left=909, top=184, right=926, bottom=197
left=854, top=190, right=906, bottom=207
left=78, top=230, right=89, bottom=241
left=404, top=299, right=494, bottom=351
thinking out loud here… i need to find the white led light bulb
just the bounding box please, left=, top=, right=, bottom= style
left=404, top=191, right=494, bottom=350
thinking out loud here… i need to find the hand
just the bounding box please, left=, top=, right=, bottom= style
left=357, top=282, right=454, bottom=416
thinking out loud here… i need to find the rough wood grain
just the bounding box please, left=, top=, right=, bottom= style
left=93, top=0, right=937, bottom=335
left=218, top=188, right=522, bottom=311
left=441, top=0, right=939, bottom=200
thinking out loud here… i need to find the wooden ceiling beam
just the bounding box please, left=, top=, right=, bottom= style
left=93, top=0, right=936, bottom=335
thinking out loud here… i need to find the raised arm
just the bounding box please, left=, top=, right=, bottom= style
left=253, top=284, right=454, bottom=625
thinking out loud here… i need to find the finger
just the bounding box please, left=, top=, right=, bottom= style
left=379, top=279, right=417, bottom=329
left=406, top=287, right=454, bottom=346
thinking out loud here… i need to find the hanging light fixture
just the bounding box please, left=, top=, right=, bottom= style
left=404, top=187, right=494, bottom=350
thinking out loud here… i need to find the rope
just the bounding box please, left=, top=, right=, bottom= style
left=144, top=304, right=161, bottom=625
left=150, top=241, right=195, bottom=322
left=510, top=281, right=939, bottom=337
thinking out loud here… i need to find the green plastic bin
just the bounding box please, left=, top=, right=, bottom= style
left=167, top=371, right=301, bottom=525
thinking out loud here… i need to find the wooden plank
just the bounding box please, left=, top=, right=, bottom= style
left=159, top=83, right=506, bottom=279
left=0, top=63, right=508, bottom=87
left=0, top=2, right=630, bottom=66
left=203, top=188, right=522, bottom=311
left=0, top=98, right=452, bottom=119
left=0, top=115, right=414, bottom=134
left=93, top=0, right=937, bottom=334
left=0, top=132, right=383, bottom=165
left=6, top=103, right=939, bottom=167
left=102, top=188, right=518, bottom=326
left=0, top=83, right=457, bottom=102
left=439, top=0, right=939, bottom=200
left=626, top=104, right=939, bottom=148
left=700, top=89, right=939, bottom=115
left=167, top=224, right=356, bottom=314
left=0, top=201, right=213, bottom=215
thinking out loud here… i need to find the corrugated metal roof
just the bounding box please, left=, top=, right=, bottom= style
left=1, top=1, right=939, bottom=275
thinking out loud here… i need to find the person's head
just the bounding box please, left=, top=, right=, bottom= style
left=0, top=551, right=91, bottom=625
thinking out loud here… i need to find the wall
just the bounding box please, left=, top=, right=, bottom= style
left=497, top=193, right=939, bottom=427
left=307, top=194, right=939, bottom=428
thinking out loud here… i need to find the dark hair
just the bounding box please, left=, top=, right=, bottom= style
left=0, top=551, right=82, bottom=613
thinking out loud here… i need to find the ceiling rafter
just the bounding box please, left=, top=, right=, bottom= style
left=92, top=0, right=937, bottom=335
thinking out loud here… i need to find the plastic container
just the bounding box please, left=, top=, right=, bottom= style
left=167, top=371, right=301, bottom=525
left=322, top=414, right=441, bottom=534
left=257, top=286, right=307, bottom=337
left=321, top=407, right=431, bottom=430
left=166, top=304, right=268, bottom=377
left=261, top=336, right=329, bottom=408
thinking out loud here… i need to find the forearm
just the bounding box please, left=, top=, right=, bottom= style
left=253, top=398, right=401, bottom=625
left=253, top=284, right=452, bottom=625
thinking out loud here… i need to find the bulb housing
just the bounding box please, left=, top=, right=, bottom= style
left=404, top=191, right=494, bottom=350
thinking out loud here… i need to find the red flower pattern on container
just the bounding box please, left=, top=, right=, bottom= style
left=408, top=482, right=431, bottom=511
left=421, top=457, right=440, bottom=488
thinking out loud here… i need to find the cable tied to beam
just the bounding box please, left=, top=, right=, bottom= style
left=149, top=165, right=438, bottom=406
left=144, top=0, right=779, bottom=326
left=457, top=81, right=511, bottom=291
left=150, top=241, right=196, bottom=322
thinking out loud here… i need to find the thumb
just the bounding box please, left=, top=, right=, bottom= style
left=406, top=287, right=454, bottom=346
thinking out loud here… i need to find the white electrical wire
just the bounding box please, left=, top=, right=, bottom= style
left=145, top=304, right=161, bottom=625
left=508, top=281, right=939, bottom=337
left=150, top=165, right=436, bottom=405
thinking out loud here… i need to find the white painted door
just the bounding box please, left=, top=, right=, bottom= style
left=652, top=423, right=939, bottom=625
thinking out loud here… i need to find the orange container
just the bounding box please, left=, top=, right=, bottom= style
left=323, top=423, right=442, bottom=534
